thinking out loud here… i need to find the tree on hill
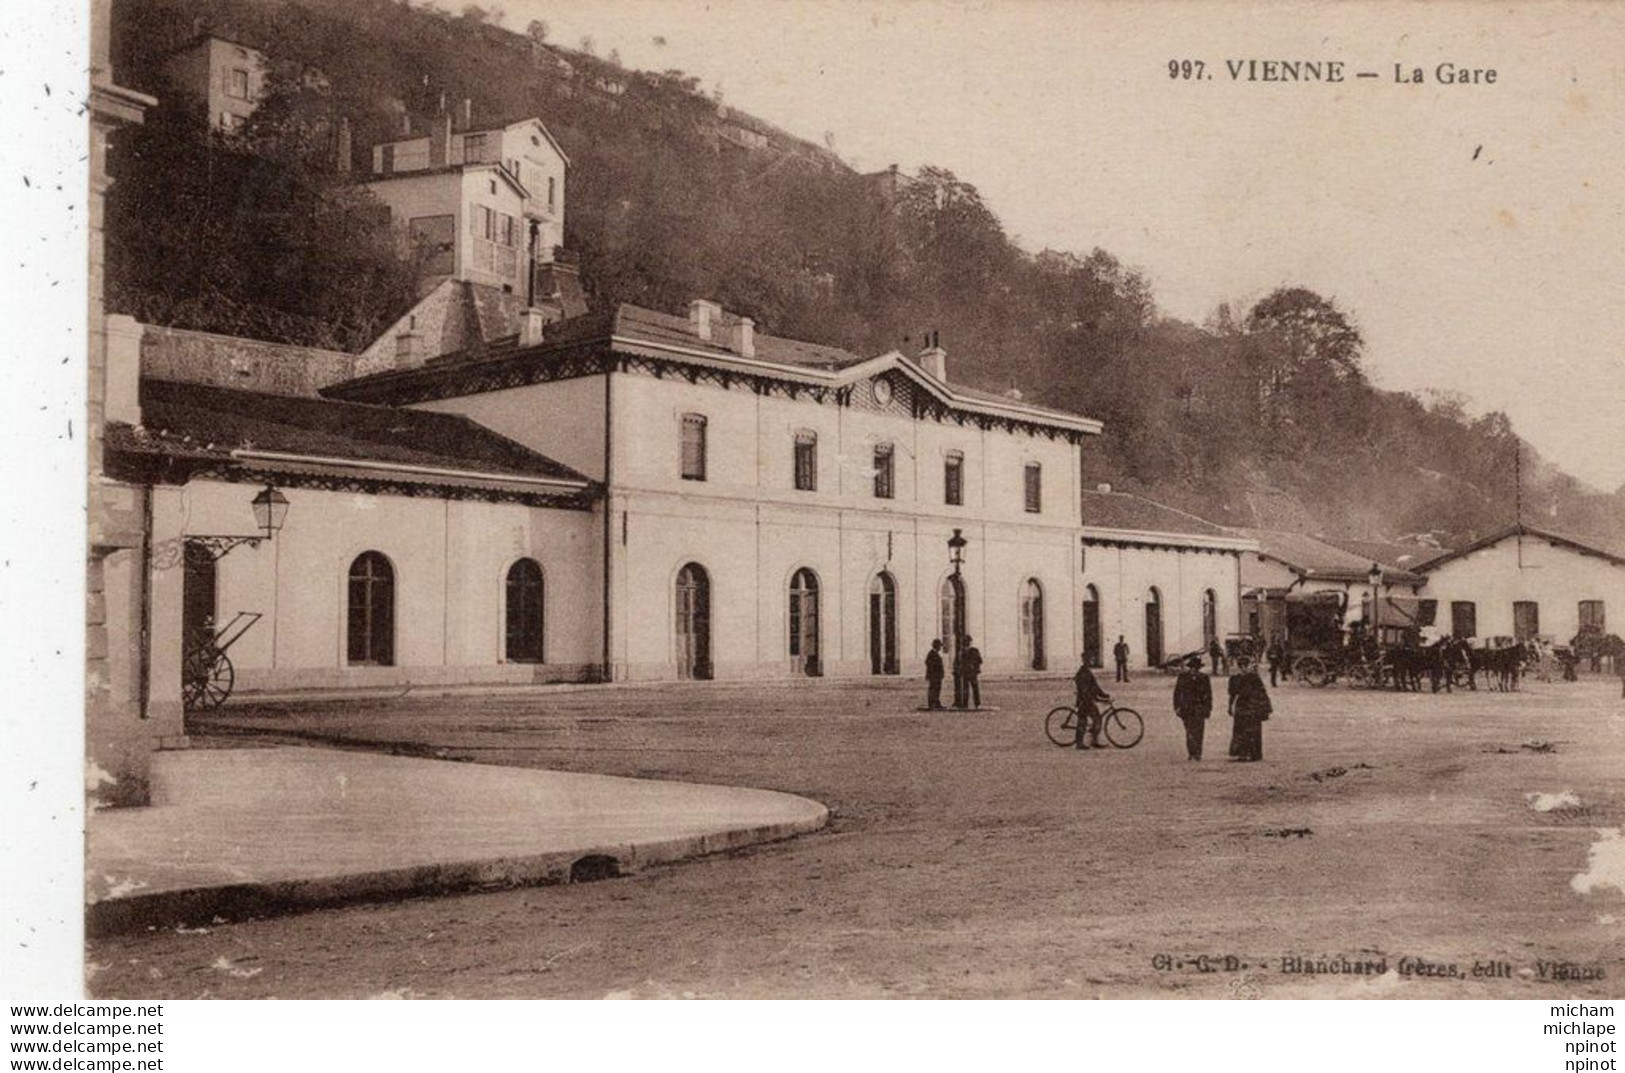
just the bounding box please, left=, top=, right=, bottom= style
left=105, top=69, right=418, bottom=351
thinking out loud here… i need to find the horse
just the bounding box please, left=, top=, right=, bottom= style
left=1478, top=643, right=1528, bottom=692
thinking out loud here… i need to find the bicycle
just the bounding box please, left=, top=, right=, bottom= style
left=1045, top=701, right=1145, bottom=749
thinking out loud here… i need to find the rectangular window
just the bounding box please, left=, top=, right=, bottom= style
left=793, top=431, right=817, bottom=491
left=408, top=215, right=456, bottom=276
left=680, top=414, right=707, bottom=481
left=226, top=68, right=250, bottom=100
left=379, top=143, right=395, bottom=174
left=1024, top=463, right=1042, bottom=513
left=1579, top=600, right=1606, bottom=632
left=944, top=451, right=963, bottom=506
left=500, top=213, right=516, bottom=247
left=463, top=133, right=488, bottom=161
left=548, top=176, right=557, bottom=211
left=873, top=443, right=894, bottom=499
left=1450, top=601, right=1477, bottom=639
left=1513, top=600, right=1540, bottom=641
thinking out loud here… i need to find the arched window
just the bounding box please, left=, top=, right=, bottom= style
left=1019, top=579, right=1046, bottom=670
left=1202, top=588, right=1218, bottom=649
left=675, top=563, right=711, bottom=679
left=1082, top=584, right=1102, bottom=668
left=1144, top=586, right=1164, bottom=667
left=789, top=568, right=822, bottom=676
left=868, top=572, right=898, bottom=675
left=347, top=552, right=395, bottom=666
left=505, top=559, right=545, bottom=663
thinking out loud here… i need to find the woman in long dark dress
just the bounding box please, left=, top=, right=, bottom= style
left=1227, top=656, right=1273, bottom=761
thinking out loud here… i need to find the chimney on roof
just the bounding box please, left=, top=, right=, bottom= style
left=401, top=113, right=412, bottom=136
left=688, top=299, right=722, bottom=342
left=104, top=315, right=144, bottom=427
left=918, top=330, right=947, bottom=382
left=729, top=316, right=755, bottom=359
left=461, top=97, right=473, bottom=128
left=519, top=308, right=548, bottom=348
left=429, top=112, right=451, bottom=167
left=334, top=116, right=352, bottom=176
left=396, top=316, right=421, bottom=367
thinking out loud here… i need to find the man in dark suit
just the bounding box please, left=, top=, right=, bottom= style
left=1113, top=636, right=1131, bottom=683
left=960, top=636, right=983, bottom=709
left=1173, top=654, right=1213, bottom=760
left=1073, top=653, right=1113, bottom=750
left=1227, top=655, right=1273, bottom=762
left=924, top=639, right=945, bottom=709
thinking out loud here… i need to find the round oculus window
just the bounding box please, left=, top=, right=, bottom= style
left=873, top=378, right=893, bottom=405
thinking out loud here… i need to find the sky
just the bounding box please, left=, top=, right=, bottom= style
left=489, top=0, right=1623, bottom=490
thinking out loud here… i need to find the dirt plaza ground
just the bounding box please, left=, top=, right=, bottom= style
left=88, top=673, right=1624, bottom=999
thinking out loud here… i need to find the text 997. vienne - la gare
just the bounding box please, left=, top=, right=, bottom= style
left=1168, top=59, right=1498, bottom=85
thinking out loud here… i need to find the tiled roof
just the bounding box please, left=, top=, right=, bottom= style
left=113, top=379, right=590, bottom=485
left=1232, top=528, right=1425, bottom=584
left=329, top=301, right=1101, bottom=432
left=1317, top=537, right=1449, bottom=572
left=1080, top=491, right=1243, bottom=541
left=609, top=304, right=866, bottom=371
left=1418, top=524, right=1625, bottom=572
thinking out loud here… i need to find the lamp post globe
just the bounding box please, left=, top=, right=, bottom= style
left=251, top=485, right=290, bottom=541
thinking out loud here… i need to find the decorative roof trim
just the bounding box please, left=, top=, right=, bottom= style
left=1081, top=526, right=1256, bottom=553
left=609, top=336, right=1103, bottom=434
left=230, top=449, right=592, bottom=493
left=1418, top=524, right=1625, bottom=572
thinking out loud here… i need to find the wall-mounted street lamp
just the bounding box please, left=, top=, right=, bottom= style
left=189, top=485, right=290, bottom=561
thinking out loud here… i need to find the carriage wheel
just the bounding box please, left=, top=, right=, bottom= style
left=1295, top=656, right=1331, bottom=688
left=185, top=653, right=234, bottom=712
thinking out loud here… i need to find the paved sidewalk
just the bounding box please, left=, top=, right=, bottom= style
left=86, top=746, right=828, bottom=935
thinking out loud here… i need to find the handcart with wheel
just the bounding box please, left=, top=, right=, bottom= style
left=182, top=611, right=262, bottom=712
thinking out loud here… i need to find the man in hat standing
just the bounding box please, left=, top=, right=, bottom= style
left=1113, top=635, right=1131, bottom=683
left=959, top=636, right=984, bottom=709
left=1227, top=655, right=1272, bottom=761
left=924, top=639, right=946, bottom=710
left=1173, top=654, right=1212, bottom=760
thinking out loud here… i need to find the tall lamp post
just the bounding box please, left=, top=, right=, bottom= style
left=1367, top=563, right=1383, bottom=649
left=948, top=528, right=968, bottom=708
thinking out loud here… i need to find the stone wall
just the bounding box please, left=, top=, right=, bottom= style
left=141, top=325, right=358, bottom=397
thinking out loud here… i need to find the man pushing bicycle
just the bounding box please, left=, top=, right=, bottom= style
left=1073, top=652, right=1113, bottom=750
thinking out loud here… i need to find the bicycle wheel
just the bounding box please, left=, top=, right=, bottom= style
left=1045, top=706, right=1079, bottom=747
left=1104, top=706, right=1144, bottom=749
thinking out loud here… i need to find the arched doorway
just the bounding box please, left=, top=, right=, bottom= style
left=1019, top=579, right=1046, bottom=670
left=868, top=572, right=898, bottom=675
left=347, top=552, right=395, bottom=666
left=1082, top=584, right=1102, bottom=668
left=675, top=562, right=712, bottom=680
left=1202, top=588, right=1218, bottom=650
left=504, top=559, right=545, bottom=663
left=788, top=568, right=822, bottom=676
left=1144, top=586, right=1164, bottom=667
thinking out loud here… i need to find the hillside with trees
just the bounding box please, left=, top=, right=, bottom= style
left=106, top=0, right=1625, bottom=550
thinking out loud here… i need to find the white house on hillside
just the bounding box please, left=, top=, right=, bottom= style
left=161, top=33, right=267, bottom=133
left=365, top=112, right=569, bottom=294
